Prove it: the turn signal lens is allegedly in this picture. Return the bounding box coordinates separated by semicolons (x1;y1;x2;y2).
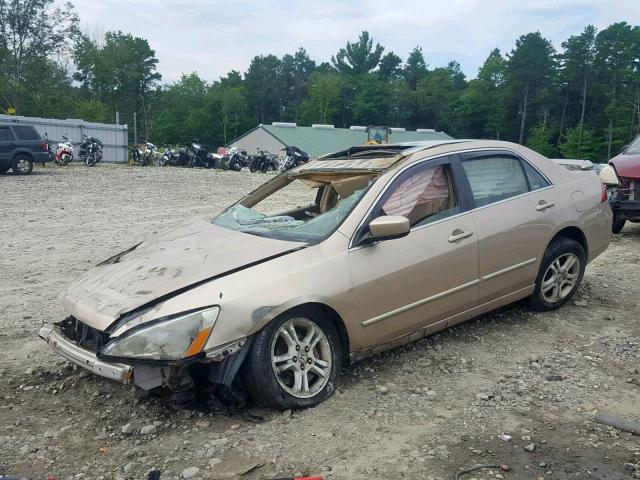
184;326;214;357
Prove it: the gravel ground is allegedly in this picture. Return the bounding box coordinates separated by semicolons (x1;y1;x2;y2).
1;164;639;480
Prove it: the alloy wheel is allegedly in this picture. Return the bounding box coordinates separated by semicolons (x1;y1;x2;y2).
270;318;332;399
541;253;580;303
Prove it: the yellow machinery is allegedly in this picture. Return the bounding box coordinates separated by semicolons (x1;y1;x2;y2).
365;126;391;145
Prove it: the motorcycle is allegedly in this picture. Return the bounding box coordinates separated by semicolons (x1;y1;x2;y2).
130;141;157;166
143;141;157;166
44;133;55;162
131;145;143;164
189;141;215;168
221;146;249;171
54;135;74;166
249;149;279;173
79;135;104;167
281;145;309;171
159;144;179;167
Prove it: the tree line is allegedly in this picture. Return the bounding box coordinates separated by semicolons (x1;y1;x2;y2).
1;0;639;160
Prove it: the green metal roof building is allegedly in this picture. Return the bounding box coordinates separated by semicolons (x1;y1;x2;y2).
227;123;453;159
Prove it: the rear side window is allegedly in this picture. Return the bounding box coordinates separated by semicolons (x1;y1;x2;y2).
0;126;13;141
12;125;40;140
522;161;549;190
462;156;528;207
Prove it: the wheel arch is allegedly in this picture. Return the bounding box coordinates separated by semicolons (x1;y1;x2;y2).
545;225;589;259
252;301;351;366
12;149;35;161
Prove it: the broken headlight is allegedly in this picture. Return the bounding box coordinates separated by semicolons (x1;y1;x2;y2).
100;306;220;361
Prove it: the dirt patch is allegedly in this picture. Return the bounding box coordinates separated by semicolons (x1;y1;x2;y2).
1;164;639;479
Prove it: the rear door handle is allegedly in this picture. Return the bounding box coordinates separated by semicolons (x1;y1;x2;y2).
536;200;555;211
448;229;473;243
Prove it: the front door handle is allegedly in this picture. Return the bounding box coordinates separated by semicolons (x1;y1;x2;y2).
536;200;555;211
448;229;473;243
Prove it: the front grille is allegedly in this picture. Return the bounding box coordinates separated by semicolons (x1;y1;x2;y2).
618;177;640;201
57;316;109;352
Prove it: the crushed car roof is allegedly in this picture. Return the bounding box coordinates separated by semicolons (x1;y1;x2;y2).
292;140;471;175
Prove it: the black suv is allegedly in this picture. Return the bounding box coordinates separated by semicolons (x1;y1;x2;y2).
0;123;49;175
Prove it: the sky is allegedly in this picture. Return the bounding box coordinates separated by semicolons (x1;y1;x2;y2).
67;0;640;84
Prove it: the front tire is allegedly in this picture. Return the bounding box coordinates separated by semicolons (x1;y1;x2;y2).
529;237;586;311
242;308;341;409
612;218;626;234
12;155;33;175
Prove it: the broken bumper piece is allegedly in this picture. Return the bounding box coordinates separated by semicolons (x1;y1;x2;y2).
39;324;133;384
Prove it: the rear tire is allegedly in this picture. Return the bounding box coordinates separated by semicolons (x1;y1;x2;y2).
12;155;33;175
242;307;341;410
529;237;586;311
612;218;626;234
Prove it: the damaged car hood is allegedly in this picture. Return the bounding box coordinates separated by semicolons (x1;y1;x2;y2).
62;217;305;330
610;154;640;179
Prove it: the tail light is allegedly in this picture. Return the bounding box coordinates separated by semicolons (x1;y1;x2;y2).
41;141;48;151
601;183;608;202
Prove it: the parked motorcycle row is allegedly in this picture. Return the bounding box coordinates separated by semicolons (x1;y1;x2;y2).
129;140;309;173
46;134;309;172
46;134;105;167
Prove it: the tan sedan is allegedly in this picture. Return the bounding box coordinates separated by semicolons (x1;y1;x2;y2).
39;140;612;409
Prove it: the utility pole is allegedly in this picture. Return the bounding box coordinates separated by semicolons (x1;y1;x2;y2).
115;111;120;125
133;112;138;146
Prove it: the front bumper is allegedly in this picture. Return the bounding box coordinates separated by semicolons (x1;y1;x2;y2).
609;199;640;219
39;325;133;384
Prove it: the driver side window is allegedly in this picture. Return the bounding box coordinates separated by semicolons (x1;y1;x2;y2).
379;162;459;228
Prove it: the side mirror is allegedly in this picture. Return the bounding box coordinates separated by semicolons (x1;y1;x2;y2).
366;215;410;243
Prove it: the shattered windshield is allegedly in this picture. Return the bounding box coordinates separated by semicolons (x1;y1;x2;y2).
212;177;371;242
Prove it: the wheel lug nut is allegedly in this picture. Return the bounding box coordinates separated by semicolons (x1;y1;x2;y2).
304;346;309;352
293;356;297;362
301;365;305;370
307;359;312;364
296;345;300;351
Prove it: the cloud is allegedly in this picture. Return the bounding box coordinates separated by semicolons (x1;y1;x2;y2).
67;0;640;83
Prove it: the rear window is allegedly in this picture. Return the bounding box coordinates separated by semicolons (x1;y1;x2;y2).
0;126;13;141
12;125;40;140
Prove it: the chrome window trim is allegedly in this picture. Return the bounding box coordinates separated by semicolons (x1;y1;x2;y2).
348;147;554;250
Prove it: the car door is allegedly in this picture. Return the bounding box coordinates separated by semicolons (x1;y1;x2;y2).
347;155;479;350
0;126;15;162
458;150;556;304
